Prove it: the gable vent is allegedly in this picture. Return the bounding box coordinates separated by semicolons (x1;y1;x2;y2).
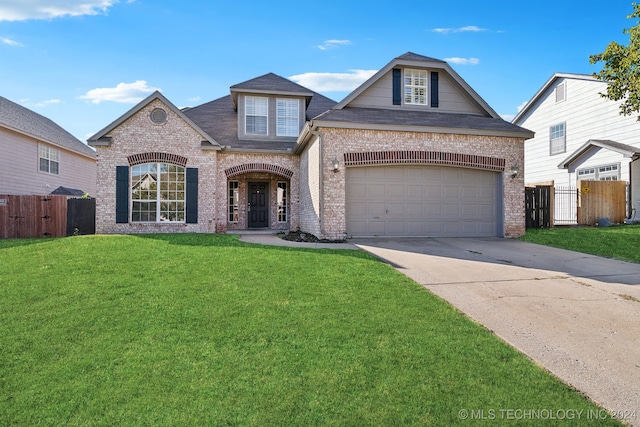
150;108;168;124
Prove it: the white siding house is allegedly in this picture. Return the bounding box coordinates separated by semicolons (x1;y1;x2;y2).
513;73;640;220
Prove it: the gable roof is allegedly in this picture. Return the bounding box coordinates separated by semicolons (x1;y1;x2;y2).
512;73;600;124
87;91;221;149
183;89;336;152
558;139;640;169
230;73;314;110
334;51;499;118
0;96;95;158
50;186;87;197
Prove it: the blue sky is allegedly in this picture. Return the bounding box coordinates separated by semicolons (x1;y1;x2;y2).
0;0;635;142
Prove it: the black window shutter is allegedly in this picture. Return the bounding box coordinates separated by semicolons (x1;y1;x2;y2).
115;166;129;223
185;168;198;224
392;68;401;105
430;72;439;108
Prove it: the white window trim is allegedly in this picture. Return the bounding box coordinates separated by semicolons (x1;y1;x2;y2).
228;180;239;222
577;163;621;181
549;122;566;155
277;181;288;222
404;68;428;105
39;143;60;175
245;96;268;135
130;163;186;223
276;98;299;137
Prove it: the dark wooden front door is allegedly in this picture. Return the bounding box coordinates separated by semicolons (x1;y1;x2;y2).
248;182;268;228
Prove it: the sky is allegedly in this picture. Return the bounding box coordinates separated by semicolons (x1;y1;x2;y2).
0;0;636;143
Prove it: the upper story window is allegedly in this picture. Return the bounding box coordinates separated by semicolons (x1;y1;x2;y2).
404;69;428;105
276;98;299;137
555;83;566;103
549;122;566;155
39;143;59;174
245;96;268;135
131;163;185;222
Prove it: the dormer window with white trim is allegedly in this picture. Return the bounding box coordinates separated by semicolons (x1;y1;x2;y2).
276;98;299;136
245;96;268;135
404;69;428;105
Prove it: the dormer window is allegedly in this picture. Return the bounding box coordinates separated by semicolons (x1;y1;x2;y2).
276;98;299;137
245;96;268;135
404;69;428;105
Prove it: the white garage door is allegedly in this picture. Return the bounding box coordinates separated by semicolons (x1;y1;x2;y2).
346;165;501;237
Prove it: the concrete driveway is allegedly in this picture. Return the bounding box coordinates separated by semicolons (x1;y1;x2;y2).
351;237;640;424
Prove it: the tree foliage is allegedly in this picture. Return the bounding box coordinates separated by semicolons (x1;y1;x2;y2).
590;2;640;119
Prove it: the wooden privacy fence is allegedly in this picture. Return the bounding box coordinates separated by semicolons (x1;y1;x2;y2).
577;180;627;225
0;195;95;239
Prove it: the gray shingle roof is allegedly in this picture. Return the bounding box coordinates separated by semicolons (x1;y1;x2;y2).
184;88;336;151
0;96;95;157
314;107;534;137
396;52;446;63
231;73;314;94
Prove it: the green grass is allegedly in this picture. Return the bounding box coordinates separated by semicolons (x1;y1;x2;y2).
521;224;640;263
0;234;622;426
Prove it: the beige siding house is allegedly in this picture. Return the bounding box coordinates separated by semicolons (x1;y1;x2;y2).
89;52;533;238
0;96;96;196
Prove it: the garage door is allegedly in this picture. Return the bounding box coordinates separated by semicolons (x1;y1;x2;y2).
346;165;501;237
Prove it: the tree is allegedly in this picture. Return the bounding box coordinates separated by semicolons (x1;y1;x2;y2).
590;2;640;119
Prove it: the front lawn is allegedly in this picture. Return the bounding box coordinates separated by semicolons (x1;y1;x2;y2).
0;234;622;426
521;224;640;263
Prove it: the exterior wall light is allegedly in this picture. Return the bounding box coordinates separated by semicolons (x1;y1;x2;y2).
510;164;519;178
332;158;339;173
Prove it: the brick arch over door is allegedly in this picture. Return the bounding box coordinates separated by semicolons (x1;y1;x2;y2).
127;152;188;167
224;163;294;179
343;150;506;172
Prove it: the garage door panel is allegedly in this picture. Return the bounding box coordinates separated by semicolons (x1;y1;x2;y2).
346;165;500;237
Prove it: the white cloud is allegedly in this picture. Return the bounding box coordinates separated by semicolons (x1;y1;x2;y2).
432;25;488;34
0;0;120;22
516;101;528;112
1;36;23;46
289;69;377;92
317;39;351;51
79;80;160;104
19;98;62;107
445;57;480;65
188;96;201;102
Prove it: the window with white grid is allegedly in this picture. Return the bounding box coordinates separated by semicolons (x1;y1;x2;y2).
39;144;60;174
245;96;268;135
549;123;566;155
404;69;428;105
276;98;299;136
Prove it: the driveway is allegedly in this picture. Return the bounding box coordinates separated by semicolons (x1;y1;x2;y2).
351;237;640;424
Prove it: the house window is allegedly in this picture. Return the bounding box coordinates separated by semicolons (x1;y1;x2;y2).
404;69;428;105
276;98;299;136
577;164;620;181
228;181;239;222
131;163;185;222
245;96;268;135
555;83;566;103
549;123;566;155
39;144;59;174
277;182;287;222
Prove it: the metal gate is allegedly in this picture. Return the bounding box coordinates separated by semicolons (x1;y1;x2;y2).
525;185;551;229
554;186;578;225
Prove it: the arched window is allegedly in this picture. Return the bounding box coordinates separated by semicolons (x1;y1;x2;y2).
131;163;185;222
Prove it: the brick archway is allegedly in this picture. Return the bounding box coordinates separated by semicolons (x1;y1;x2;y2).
343;150;505;172
224;163;294;179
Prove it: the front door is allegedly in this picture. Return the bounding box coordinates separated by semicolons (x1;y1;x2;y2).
248;182;269;228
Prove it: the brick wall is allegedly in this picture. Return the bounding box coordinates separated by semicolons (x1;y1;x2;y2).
313;128;526;239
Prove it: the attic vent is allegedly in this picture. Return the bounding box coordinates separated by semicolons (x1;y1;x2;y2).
150;108;167;124
555;83;566;103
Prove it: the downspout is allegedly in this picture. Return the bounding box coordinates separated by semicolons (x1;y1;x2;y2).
309;128;325;234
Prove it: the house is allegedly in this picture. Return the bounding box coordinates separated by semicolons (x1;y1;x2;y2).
88;52;533;239
0;96;96;196
513;73;640;219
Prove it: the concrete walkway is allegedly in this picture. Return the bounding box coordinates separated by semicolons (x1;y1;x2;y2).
238;233;640;423
351;237;640;425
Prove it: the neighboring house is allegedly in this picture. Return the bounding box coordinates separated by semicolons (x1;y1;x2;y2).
88;52;533;239
513;73;640;218
0;96;96;196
